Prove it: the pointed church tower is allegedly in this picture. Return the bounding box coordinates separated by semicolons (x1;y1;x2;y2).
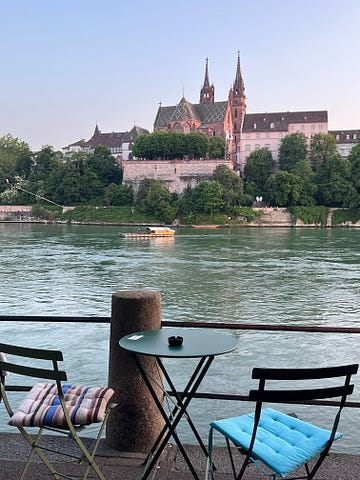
93;124;101;137
230;51;246;146
199;58;215;104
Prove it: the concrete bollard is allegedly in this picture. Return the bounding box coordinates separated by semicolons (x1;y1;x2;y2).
106;290;165;452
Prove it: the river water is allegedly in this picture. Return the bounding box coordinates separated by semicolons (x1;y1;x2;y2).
0;223;359;452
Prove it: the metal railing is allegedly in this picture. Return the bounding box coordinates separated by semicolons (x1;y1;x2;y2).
1;315;360;408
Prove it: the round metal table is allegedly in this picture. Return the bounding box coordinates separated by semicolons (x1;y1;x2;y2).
120;327;238;480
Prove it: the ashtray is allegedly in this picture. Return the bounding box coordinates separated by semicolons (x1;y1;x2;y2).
168;336;183;347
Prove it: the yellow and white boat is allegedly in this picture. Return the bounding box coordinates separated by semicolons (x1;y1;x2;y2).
121;227;176;239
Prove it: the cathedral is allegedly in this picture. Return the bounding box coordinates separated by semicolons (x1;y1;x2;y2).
153;53;246;166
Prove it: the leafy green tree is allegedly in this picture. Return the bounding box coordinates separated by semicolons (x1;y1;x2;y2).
212;164;245;209
140;179;176;222
208;136;226;158
244;148;275;196
291;160;317;206
265;171;302;206
278;132;307;172
166;132;186;159
32;146;62;181
45;156;84;204
315;155;359;207
15;151;33;179
136;178;157;204
348;142;360;195
310;133;338;171
132;134;149;159
104;183;133;206
132;131;185;160
179;185;196;216
0;134;31;191
191;180;223;214
86;145;121;185
184;132;208;159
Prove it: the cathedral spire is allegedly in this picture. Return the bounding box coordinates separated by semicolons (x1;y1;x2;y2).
93;124;100;136
233;51;245;95
204;57;210;87
200;57;215;104
230;51;247;153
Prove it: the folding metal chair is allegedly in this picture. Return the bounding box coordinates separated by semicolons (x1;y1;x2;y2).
0;342;115;480
207;364;358;480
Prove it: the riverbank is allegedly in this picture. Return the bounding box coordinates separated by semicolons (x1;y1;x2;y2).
1;205;360;227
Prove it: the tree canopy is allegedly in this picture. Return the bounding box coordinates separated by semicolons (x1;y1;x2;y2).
2;131;360;221
310;133;338;170
278;132;307;172
132;131;227;160
244;148;275;196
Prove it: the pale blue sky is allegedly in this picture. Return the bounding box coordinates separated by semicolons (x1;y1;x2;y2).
1;0;359;151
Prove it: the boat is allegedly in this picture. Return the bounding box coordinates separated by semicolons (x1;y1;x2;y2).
121;227;176;239
191;225;219;229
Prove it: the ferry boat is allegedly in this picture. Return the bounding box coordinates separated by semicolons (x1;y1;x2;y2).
121;227;176;239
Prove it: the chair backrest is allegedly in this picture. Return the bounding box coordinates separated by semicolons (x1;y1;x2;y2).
0;342;67;384
249;364;358;404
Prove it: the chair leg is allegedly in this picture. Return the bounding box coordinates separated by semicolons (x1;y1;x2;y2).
81;407;111;480
17;426;62;480
68;431;106;480
225;438;238;480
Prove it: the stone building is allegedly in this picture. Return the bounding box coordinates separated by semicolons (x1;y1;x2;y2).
62;124;149;161
122;55;246;193
329;129;360;157
153;54;246;162
239;111;328;170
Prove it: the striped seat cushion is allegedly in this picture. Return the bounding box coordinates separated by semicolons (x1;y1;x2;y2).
9;383;114;428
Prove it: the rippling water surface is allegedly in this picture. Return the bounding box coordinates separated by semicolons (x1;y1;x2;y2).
0;223;359;452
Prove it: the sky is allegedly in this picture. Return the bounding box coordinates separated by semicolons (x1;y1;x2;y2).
1;0;360;152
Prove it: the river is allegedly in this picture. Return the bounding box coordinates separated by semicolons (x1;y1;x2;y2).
0;223;359;452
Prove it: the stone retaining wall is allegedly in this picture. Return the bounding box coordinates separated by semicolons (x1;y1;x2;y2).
122;158;233;194
250;207;360;227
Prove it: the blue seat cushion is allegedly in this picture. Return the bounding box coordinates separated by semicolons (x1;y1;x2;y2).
210;407;341;478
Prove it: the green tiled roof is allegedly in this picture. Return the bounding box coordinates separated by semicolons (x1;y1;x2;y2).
154;97;228;128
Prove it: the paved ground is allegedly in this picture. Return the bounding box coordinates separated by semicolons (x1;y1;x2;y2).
0;433;359;479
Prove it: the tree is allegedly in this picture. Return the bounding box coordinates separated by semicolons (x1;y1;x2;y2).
32;146;62;181
0;134;31;191
132;134;149;159
291;160;317;206
310;133;338;171
278;132;307;172
208;136;226;159
132;131;186;160
191;180;223;214
244;148;275;196
104;183;133;206
315;155;359;207
140;179;176;223
212;164;245;209
86;145;121;185
15;151;33;179
136;178;156;204
348;142;360;195
184;133;208;159
265;171;302;207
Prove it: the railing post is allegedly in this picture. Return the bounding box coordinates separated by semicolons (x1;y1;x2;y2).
106;290;165;452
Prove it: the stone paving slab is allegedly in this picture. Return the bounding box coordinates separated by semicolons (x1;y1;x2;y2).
0;433;359;480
